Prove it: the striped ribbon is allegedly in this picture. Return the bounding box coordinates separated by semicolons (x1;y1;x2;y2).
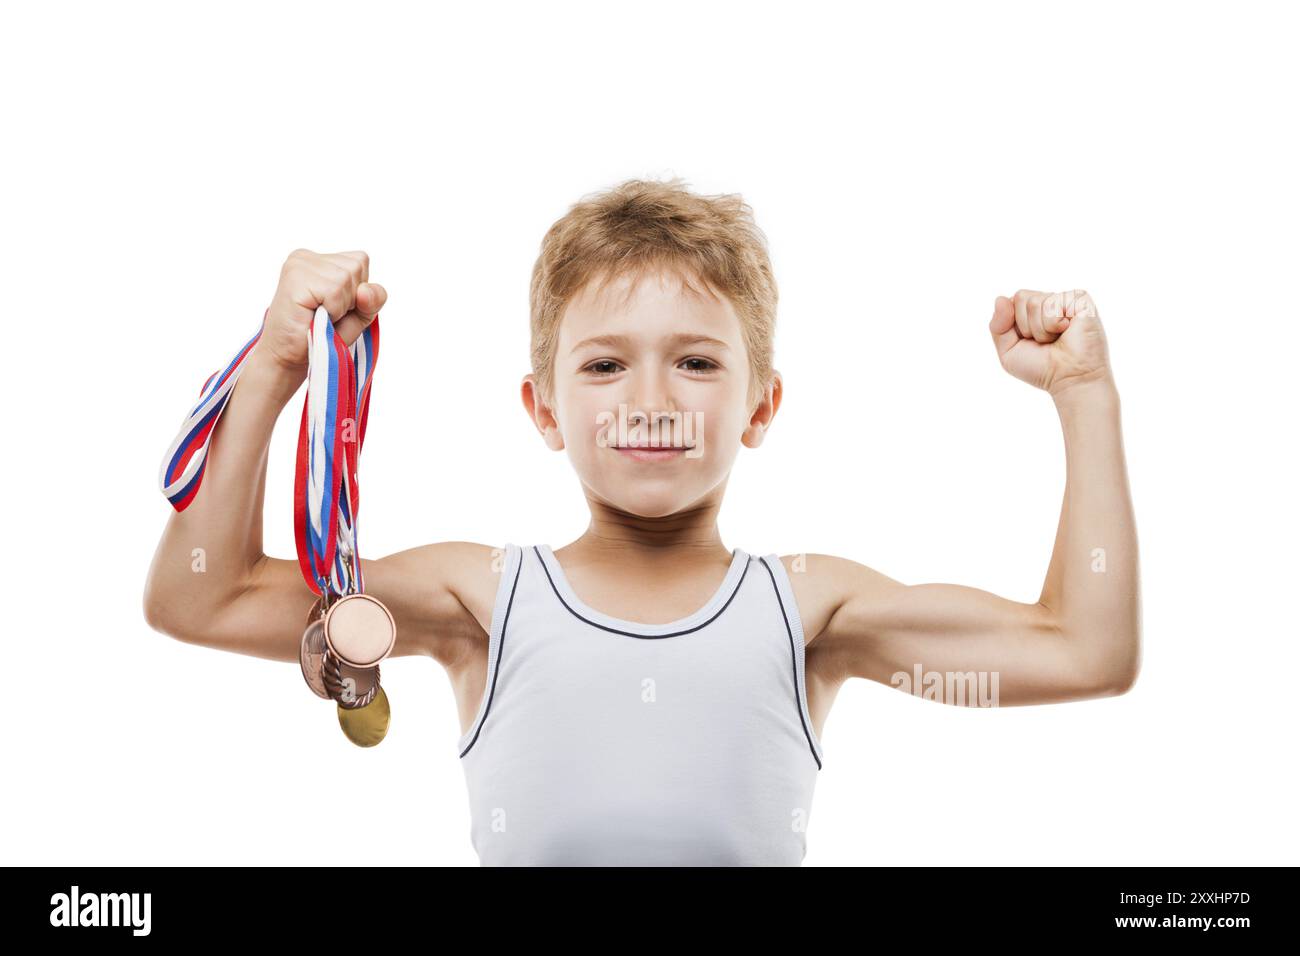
158;309;268;511
293;307;379;596
158;305;380;598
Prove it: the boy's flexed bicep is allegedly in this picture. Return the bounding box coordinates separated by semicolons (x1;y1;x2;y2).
802;553;1123;706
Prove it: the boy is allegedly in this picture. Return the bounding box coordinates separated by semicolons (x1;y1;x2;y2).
143;178;1141;866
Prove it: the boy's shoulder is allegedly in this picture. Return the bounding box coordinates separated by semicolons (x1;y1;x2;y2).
765;551;903;649
375;539;507;659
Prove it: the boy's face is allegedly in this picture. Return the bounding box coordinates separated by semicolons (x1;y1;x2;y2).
524;265;776;519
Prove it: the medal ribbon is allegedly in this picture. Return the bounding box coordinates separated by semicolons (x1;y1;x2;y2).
158;309;269;511
293;306;379;597
158;306;379;599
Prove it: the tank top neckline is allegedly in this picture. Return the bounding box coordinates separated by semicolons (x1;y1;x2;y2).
533;544;752;638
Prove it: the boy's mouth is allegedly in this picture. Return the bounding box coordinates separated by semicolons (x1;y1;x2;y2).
614;444;694;462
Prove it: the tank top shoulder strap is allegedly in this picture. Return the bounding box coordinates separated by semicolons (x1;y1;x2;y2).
754;551;825;769
457;542;525;758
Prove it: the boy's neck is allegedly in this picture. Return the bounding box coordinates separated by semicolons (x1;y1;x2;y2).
569;497;729;561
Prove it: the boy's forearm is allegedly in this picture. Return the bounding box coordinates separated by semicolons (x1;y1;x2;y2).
1039;374;1141;688
144;346;304;629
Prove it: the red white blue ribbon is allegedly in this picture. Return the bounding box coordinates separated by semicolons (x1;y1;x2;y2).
158;309;268;511
159;305;379;598
293;306;379;597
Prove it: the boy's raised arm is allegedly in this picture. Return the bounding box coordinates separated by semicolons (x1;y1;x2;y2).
804;290;1141;705
142;250;461;664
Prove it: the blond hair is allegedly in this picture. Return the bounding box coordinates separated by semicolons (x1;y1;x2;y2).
529;177;778;411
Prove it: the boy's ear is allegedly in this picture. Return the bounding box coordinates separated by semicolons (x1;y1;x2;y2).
742;371;782;449
522;374;565;451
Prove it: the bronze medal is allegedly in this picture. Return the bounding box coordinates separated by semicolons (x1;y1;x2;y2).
323;648;380;708
337;684;391;747
323;592;396;668
299;593;334;700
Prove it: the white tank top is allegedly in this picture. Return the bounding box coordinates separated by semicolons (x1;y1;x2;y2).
457;542;825;866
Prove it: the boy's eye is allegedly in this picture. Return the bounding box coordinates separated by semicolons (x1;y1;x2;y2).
680;357;718;374
580;357;719;377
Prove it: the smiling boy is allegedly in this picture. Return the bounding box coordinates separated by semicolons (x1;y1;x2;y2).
143;177;1141;866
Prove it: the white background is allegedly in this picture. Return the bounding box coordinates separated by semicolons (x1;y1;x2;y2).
4;0;1296;866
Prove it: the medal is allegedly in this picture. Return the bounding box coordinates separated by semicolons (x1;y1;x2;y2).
299;591;333;699
323;649;381;707
324;592;396;667
337;685;391;748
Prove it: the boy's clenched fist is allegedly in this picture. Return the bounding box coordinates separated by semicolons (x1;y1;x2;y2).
989;289;1113;398
257;249;387;377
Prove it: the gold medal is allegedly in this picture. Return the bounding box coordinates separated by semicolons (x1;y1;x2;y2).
337;684;390;747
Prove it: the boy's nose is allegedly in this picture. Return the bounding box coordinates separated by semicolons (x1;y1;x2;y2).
628;374;675;418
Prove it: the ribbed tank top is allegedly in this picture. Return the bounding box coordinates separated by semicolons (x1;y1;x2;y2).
457;542;825;866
